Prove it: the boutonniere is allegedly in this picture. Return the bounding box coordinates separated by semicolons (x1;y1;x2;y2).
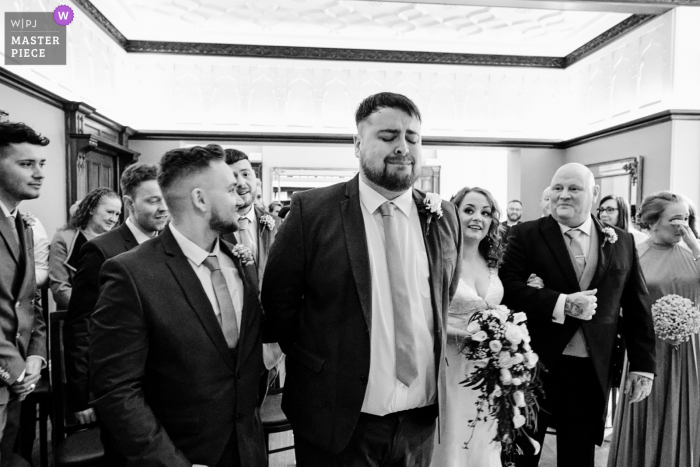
231;244;255;266
20;212;36;228
602;226;618;247
422;192;443;236
259;214;275;234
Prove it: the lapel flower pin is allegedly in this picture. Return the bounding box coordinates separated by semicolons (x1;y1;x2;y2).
231;244;255;266
601;226;618;247
20;212;37;228
423;192;443;237
259;213;275;234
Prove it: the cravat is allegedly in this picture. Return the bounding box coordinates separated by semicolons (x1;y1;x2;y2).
378;202;418;387
4;216;20;257
202;255;239;349
238;217;256;258
565;229;586;280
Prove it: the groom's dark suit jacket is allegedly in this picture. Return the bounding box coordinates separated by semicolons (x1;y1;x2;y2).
90;226;267;467
500;216;655;412
261;175;462;454
64;222;139;413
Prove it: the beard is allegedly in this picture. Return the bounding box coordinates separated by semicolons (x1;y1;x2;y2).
209;206;238;235
360;155;419;193
508;212;521;222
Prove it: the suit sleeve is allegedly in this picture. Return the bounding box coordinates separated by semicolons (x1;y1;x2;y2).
499;224;561;321
90;258;190;467
64;242;105;412
448;203;462;303
261;195;305;350
619;240;656;374
49;231;72;310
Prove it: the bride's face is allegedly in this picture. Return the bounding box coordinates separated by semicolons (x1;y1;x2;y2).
458;191;493;243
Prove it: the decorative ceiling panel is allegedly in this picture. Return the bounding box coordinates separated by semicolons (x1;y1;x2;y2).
89;0;631;57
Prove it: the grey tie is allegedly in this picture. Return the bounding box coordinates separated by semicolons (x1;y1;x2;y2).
378;202;418;387
238;217;256;258
202;255;239;349
4;216;20;257
566;229;586;280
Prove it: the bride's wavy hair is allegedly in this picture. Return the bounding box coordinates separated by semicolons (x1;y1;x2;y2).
450;186;504;268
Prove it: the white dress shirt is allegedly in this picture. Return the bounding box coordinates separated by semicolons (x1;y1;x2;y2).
236;206;258;259
358;177;435;415
170;224;243;334
125;217;155;245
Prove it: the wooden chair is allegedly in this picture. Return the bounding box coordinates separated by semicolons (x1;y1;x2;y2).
261;387;293;457
49;310;104;467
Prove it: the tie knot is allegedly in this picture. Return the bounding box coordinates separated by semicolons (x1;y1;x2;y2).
378;202;396;217
202;255;221;272
566;229;582;239
239;216;249;228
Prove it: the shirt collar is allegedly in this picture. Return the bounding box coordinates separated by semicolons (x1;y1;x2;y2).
241;205;256;223
125;217;154;245
557;215;593;237
169;224;221;267
358;176;414;218
0;199;17;219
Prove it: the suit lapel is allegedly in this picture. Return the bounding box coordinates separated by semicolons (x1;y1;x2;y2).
117;223;138;252
590;217;614;288
0;216;20;264
412;190;444;345
341;177;373;332
540;216;581;292
255;206;270;276
161;228;236;372
15;214;34;301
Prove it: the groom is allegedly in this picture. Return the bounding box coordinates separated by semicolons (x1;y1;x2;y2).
262;92;462;466
500;163;656;467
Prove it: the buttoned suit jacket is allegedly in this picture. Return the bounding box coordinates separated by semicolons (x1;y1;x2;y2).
498;215;656;440
89;226;267;467
0;213;47;404
64;222;138;412
261;175;462;454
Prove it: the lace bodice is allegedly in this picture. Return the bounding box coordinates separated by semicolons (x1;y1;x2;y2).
448;269;504;331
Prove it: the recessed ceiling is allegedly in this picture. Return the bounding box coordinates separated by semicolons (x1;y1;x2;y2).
89;0;631;57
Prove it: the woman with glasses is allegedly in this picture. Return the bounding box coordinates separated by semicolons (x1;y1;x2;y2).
597;195;647;244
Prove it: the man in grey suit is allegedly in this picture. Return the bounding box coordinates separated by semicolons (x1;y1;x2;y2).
0;122;48;465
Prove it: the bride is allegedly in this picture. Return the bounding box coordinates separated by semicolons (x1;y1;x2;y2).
432;186;506;467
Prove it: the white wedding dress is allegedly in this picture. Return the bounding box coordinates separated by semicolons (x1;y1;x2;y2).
431;270;503;467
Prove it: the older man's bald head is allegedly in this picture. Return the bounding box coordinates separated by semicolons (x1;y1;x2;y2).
550;163;600;227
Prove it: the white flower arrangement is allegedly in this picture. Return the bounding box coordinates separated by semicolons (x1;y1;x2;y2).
20;212;37;228
460;304;543;460
231;244;255;266
651;294;700;346
424;192;443;219
601;226;618;247
259;214;275;232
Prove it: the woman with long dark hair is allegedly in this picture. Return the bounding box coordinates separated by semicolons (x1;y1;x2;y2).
49;187;121;309
597;194;647;244
431;186;505;467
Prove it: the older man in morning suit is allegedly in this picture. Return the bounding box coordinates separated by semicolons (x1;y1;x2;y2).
0;122;48;466
262;92;462;466
90;145;267;467
500;163;656;467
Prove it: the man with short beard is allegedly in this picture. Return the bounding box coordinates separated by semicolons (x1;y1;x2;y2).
64;163;169;430
90;145;268;467
501;199;523;243
262;92;462;466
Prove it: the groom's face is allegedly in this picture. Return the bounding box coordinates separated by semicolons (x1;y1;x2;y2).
550;168;599;227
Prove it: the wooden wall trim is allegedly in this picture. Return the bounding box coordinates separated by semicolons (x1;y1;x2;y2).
0;67;66;109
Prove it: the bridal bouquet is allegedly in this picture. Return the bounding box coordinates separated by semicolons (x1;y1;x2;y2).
460;305;544;459
651;294;700;346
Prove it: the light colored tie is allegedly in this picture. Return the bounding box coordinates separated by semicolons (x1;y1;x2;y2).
565;229;586;280
378;202;418;387
238;217;256;257
202;255;239;349
4;216;20;257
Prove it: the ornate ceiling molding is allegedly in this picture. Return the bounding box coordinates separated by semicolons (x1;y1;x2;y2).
75;1;659;69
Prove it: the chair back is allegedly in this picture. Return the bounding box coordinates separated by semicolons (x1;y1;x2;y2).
49;310;69;444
